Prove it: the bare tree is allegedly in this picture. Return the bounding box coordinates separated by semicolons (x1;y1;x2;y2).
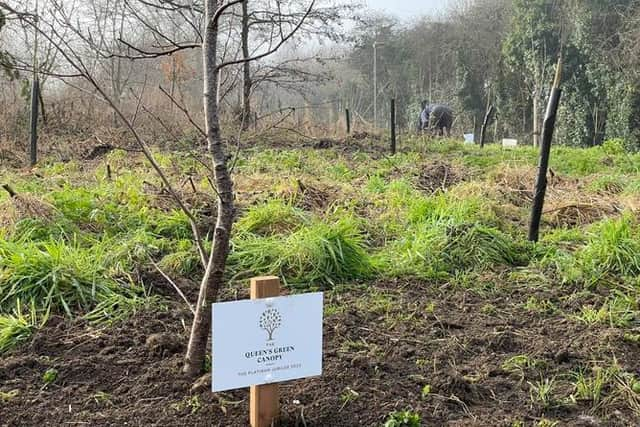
234;0;356;129
240;0;251;129
5;0;321;379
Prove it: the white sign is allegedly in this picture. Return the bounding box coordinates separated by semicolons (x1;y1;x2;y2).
211;292;323;392
463;133;475;145
502;138;518;148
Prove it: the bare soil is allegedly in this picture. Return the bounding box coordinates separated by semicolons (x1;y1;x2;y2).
2;278;639;426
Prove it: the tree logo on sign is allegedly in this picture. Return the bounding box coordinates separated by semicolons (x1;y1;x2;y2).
259;308;282;341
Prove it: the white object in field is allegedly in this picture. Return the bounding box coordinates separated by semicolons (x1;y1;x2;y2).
211;292;323;392
463;133;474;144
502;138;518;148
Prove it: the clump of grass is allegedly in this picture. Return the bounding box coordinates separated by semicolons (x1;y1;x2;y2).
0;302;36;353
373;221;447;279
151;209;192;240
97;229;169;275
42;368;58;385
502;354;545;381
576;215;640;284
383;410;421;427
0;239;117;316
588;175;626;194
522;296;557;315
49;183;149;235
573;366;614;405
236;200;308;236
49;186;100;225
365;174;386;193
229;218;372;286
528;377;557;409
441;223;533;271
552;146;611;176
158;249;200;276
375;220;532;280
574;293;637;327
407;188;495;226
85;290;166;325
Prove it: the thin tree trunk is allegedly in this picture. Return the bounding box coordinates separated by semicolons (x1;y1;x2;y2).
37;83;47;125
533;87;539;148
183;0;236;378
170;56;177;117
241;0;251;130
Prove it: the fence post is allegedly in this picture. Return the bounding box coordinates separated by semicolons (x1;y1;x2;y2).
529;56;563;242
390;99;396;155
480;105;494;149
30;78;40;166
345;108;351;134
249;276;281;427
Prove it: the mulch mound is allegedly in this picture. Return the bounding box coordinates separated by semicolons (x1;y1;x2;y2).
493;167;626;227
291;179;337;212
0;193;57;230
416;161;463;194
83;144;117;160
0;149;23;168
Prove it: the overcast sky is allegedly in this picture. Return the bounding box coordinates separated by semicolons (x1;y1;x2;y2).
365;0;454;19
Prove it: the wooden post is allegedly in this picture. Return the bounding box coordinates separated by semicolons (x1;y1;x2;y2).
30;78;39;167
529;56;563;242
480;105;494;149
345;109;351;135
390;99;396;155
250;276;280;427
30;0;40;167
533;87;539;148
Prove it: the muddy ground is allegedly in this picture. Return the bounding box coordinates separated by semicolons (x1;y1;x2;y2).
2;277;639;426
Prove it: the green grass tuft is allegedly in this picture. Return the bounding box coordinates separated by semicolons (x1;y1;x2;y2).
0;239;118;316
0;302;36;354
230;218;372;286
236;200;308;236
577;215;640;284
441;223;533;271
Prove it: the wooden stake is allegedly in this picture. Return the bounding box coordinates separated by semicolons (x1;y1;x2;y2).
29;78;39;167
345;108;351;135
250;276;281;427
480;105;494;149
390;99;396;155
529;54;563;242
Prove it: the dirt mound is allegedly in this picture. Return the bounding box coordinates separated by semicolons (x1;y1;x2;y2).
292;179;337;212
432;371;486;404
544;201;621;227
416;161;463;194
0;149;23;168
492;166;538;206
0;191;57;230
313;138;338;149
350;131;375;141
83;143;117;160
492;167;624;226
